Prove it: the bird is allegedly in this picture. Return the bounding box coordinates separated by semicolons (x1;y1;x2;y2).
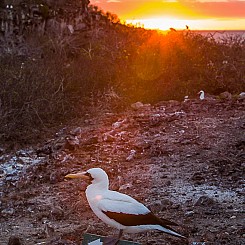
169;27;177;32
184;95;189;102
198;90;205;100
65;168;186;244
239;92;245;99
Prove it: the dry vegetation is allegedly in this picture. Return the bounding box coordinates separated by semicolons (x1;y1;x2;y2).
0;13;245;143
0;7;245;245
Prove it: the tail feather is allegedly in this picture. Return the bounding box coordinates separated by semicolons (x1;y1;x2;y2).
149;212;186;239
158;225;186;239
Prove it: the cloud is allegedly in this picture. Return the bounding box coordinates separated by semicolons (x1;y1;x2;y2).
107;0;121;2
196;0;229;2
163;0;178;2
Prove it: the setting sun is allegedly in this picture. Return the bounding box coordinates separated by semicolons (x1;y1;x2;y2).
126;17;245;31
126;17;189;31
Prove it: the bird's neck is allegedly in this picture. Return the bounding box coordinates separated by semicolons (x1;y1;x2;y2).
86;182;109;206
86;181;109;194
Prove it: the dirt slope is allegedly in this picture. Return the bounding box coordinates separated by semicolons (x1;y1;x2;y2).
0;97;244;245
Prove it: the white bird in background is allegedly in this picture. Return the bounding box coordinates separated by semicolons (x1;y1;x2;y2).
239;92;245;98
65;168;186;244
184;95;189;102
198;90;205;100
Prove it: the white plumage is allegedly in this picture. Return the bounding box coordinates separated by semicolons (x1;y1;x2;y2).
198;90;205;100
65;168;186;243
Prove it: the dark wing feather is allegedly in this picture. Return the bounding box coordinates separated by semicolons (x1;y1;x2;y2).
102;210;178;227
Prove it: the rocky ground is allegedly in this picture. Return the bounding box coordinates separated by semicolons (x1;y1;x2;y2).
0;96;244;245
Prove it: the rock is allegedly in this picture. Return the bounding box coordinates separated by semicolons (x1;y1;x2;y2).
131;102;144;110
112;119;127;129
69;127;82;136
194;196;215;207
149;199;173;212
44;223;55;237
220;91;232;100
148;200;163;212
64;136;79;151
185;210;195;217
50;206;64;220
0;169;6;178
2;207;15;216
119;183;133;191
134;141;151;150
126;150;136;161
191;172;205;184
8;236;24;245
49;171;60;184
166;113;180;122
36;145;53;156
102;133;115;142
161;199;174;208
164;180;171;186
16;150;31;157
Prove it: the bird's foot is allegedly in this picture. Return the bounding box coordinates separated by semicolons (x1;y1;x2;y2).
103;236;119;245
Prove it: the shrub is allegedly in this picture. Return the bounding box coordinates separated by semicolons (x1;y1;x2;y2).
0;20;244;143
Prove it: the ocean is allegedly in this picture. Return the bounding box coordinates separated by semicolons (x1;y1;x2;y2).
194;30;245;41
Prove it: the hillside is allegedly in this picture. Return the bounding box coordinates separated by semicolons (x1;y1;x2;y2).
0;2;245;244
0;97;244;245
1;3;245;143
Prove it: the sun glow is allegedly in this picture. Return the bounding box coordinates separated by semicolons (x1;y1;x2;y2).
126;17;188;31
125;17;194;31
90;0;245;31
126;17;245;31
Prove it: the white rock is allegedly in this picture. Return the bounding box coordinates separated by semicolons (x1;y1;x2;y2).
131;101;144;110
112;119;127;129
126;149;136;161
2;208;15;216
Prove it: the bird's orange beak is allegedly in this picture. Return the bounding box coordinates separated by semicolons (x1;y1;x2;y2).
65;172;90;180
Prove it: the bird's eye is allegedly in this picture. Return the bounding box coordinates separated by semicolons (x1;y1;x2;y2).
85;172;91;177
85;172;93;182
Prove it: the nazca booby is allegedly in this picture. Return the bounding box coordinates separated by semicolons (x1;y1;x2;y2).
65;168;186;243
198;90;205;100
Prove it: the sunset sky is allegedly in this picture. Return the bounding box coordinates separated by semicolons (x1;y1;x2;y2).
90;0;245;30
